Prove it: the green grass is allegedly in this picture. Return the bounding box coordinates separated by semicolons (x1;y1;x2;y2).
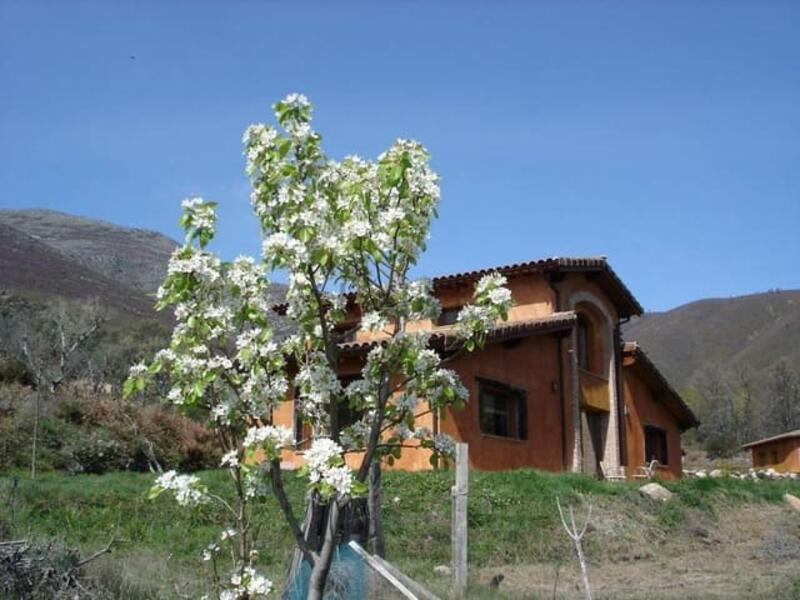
1;469;797;596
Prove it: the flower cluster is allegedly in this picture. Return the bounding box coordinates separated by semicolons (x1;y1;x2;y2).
294;354;342;424
433;433;457;458
219;566;273;599
181;197;217;242
243;425;294;459
360;311;389;332
165;247;222;285
455;272;514;350
152;471;208;507
302;438;354;498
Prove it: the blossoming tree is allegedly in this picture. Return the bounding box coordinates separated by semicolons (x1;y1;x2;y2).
126;94;512;599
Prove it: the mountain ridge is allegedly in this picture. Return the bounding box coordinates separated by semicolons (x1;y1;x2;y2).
0;208;179;294
625;288;800;391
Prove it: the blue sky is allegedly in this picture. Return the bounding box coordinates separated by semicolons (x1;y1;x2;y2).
1;1;798;311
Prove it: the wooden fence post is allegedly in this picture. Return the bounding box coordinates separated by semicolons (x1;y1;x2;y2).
452;443;468;598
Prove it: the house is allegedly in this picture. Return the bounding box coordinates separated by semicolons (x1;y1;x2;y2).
274;256;698;479
742;430;800;473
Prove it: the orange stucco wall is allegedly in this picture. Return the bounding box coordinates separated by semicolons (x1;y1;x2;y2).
750;438;800;472
440;334;566;471
622;362;683;479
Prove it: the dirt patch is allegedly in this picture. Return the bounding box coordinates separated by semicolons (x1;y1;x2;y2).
471;503;800;599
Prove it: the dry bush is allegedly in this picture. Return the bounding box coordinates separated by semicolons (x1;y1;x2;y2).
0;383;219;474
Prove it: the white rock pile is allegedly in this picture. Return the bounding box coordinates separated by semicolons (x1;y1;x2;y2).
684;468;799;481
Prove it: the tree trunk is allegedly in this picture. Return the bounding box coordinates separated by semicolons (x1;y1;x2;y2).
30;390;40;479
368;461;385;557
307;500;342;600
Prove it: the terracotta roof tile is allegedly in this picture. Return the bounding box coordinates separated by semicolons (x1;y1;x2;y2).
432;256;642;318
272;255;643;318
337;311;577;354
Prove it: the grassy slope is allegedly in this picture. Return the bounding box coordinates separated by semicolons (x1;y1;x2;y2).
2;469;799;597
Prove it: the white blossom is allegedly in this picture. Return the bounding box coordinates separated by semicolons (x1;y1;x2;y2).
128;362;147;378
243;425;294;451
303;438;353;497
360;311;388;332
283;92;310;109
167;249;221;283
220;450;239;468
433;433;456;458
155;470;207;506
181;196;216;232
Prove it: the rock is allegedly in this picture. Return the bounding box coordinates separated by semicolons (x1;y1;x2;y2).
433;565;451;577
691;524;710;539
785;493;800;514
710;469;724;478
695;470;707;478
489;574;505;588
639;482;674;502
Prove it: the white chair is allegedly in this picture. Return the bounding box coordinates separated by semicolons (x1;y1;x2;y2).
634;460;659;480
600;461;626;482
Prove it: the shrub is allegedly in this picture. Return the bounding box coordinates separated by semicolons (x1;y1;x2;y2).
70;430;127;474
0;383;219;474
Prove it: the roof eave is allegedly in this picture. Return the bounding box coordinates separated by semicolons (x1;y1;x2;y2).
623;342;699;430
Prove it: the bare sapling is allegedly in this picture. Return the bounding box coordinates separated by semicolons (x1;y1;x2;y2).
555;497;593;600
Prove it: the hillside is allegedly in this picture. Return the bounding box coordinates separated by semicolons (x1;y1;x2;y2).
0;209;178;294
625;289;800;391
0;221;162;320
0;207;289;334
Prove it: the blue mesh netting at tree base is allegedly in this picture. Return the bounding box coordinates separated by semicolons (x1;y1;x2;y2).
283;543;365;600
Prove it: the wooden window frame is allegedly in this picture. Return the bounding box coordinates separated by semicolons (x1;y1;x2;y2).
476;377;528;441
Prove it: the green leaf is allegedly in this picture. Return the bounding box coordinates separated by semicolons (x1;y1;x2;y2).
122;378;136;398
148;485;165;501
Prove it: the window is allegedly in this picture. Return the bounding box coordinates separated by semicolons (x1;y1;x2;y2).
771;449;779;464
758;450;767;466
478;378;527;440
437;306;462;326
577;316;591;371
644;425;668;465
337;374;364;430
